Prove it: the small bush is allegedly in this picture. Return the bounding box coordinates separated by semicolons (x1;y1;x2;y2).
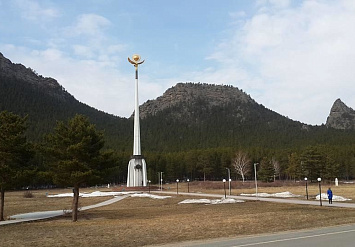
23;191;34;198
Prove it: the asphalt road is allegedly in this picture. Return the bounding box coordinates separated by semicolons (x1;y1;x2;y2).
158;224;355;247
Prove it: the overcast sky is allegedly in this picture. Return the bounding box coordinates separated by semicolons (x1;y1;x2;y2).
1;0;355;125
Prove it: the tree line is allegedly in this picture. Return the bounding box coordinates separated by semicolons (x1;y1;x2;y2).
2;111;355;222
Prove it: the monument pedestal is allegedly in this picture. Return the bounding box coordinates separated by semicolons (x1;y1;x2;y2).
127;155;147;187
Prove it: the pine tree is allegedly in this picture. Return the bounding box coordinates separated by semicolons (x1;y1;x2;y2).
0;111;32;221
44;114;113;222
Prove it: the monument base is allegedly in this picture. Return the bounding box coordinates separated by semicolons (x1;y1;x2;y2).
127;157;147;187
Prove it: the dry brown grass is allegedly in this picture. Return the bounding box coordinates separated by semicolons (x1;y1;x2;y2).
172;181;355;200
2;188;112;218
1;183;355;247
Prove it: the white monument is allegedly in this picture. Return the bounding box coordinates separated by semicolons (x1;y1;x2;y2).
126;54;148;187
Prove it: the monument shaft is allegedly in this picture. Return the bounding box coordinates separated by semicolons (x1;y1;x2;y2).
127;55;147;187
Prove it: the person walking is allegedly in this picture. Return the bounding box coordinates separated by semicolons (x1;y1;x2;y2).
327;187;333;204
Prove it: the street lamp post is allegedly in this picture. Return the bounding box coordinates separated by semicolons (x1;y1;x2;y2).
160;172;164;191
148;180;151;193
176;179;179;195
254;163;259;199
223;179;226;199
187;178;190;193
226;168;231;195
317;177;322;206
304;177;308;200
229;178;232;196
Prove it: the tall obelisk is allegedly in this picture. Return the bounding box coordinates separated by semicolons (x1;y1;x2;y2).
127;54;147;187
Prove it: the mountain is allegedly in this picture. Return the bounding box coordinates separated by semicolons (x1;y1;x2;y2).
139;83;254;119
5;52;355;182
326;99;355;130
2;52;355;153
0;52;132;150
139;83;346;151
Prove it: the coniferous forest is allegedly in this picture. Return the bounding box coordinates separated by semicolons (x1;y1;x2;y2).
2;60;355;188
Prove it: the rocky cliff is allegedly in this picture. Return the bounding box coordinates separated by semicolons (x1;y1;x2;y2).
326;99;355;129
139;82;255;119
0;52;69;101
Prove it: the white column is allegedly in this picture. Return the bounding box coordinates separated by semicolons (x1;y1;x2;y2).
133;67;141;155
126;56;147;187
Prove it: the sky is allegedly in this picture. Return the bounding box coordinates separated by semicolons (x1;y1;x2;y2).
1;0;355;125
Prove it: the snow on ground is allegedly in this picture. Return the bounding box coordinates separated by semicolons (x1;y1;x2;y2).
240;191;301;198
315;193;351;202
47;191;133;198
130;193;171;199
179;198;245;205
47;191;171;199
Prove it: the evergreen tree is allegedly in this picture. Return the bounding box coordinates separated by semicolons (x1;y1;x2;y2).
44;114;113;222
258;157;274;182
0;111;32;221
301;147;326;181
286;152;302;181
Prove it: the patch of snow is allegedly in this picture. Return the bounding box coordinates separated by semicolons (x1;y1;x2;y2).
211;198;245;204
47;191;133;198
179;199;212;204
240;191;301;198
315;193;351;202
46;191;171;199
179;198;245;205
130;193;171;199
47;193;73;198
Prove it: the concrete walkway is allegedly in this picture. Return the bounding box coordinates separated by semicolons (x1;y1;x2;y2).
0;195;128;226
154;191;355;208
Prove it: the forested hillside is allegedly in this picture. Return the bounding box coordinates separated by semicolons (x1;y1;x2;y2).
2;52;355;184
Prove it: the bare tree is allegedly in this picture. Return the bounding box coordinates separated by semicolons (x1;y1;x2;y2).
232;151;250;182
271;157;280;181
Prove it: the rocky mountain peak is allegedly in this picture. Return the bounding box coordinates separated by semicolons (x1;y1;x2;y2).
138;82;255;119
326;99;355;129
0;52;71;101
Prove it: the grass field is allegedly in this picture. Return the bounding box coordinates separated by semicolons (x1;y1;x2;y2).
1;181;355;247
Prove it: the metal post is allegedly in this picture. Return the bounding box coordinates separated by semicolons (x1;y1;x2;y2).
305;177;309;200
226;168;231;195
176;179;179;195
318;177;322;206
254;163;258;199
187;179;190;193
223;179;226;199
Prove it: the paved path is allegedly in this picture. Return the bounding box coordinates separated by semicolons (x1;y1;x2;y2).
0;195;128;226
153;223;355;247
154;191;355;208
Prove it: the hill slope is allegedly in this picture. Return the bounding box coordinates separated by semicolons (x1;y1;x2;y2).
139;83;321;151
0;52;132;150
2;52;355;153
